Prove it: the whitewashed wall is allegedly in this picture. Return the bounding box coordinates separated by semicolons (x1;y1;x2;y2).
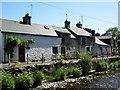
92;44;111;57
0;31;2;63
4;33;61;62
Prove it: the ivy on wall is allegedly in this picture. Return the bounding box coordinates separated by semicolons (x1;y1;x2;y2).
4;36;34;58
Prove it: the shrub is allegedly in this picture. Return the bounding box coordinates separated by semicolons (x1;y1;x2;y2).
109;63;114;70
60;55;65;64
76;51;81;59
53;67;66;81
72;67;82;78
118;60;120;68
32;71;45;87
109;61;119;70
44;75;54;83
113;62;118;69
15;72;34;90
95;60;109;72
2;72;15;90
67;67;82;78
79;54;92;75
67;67;74;76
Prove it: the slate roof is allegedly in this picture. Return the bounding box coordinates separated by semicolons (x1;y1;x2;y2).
69;26;92;36
95;37;109;46
0;19;58;37
97;36;112;39
50;26;75;38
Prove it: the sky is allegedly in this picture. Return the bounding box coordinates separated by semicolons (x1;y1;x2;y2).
1;2;118;35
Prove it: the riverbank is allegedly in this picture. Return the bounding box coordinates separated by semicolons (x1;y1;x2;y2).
1;54;120;90
31;69;120;90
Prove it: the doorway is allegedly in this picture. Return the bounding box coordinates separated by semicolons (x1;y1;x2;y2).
19;46;25;62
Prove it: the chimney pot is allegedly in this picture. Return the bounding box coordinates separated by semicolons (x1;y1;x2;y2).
76;21;82;28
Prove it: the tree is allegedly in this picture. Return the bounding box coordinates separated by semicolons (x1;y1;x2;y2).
116;31;120;39
102;27;118;36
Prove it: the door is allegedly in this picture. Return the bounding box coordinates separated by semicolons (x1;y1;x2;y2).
19;46;25;62
61;46;65;55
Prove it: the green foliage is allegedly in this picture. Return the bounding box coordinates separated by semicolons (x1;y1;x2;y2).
118;60;120;68
20;40;29;46
15;72;34;90
60;55;65;64
27;39;34;44
76;51;81;59
79;54;92;75
2;72;15;90
53;67;66;81
44;75;54;83
102;27;118;36
95;60;109;72
5;36;34;59
116;31;120;39
72;67;82;78
5;36;21;58
66;66;82;78
109;62;118;70
32;71;45;87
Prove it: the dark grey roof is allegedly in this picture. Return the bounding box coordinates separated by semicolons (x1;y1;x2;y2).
0;19;58;36
69;26;91;36
50;26;75;38
97;36;112;39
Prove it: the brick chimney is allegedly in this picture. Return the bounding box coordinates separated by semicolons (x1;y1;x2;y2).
20;13;31;25
64;20;70;28
76;21;82;28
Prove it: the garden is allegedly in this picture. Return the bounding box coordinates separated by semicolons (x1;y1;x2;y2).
1;54;120;90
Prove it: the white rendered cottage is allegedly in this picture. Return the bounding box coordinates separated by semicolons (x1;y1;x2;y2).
0;14;61;63
92;37;111;57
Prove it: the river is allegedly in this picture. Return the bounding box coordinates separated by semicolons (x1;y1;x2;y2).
63;70;120;90
33;69;120;90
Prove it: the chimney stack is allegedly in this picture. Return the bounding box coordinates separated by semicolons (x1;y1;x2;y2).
76;21;82;28
20;13;31;25
91;30;95;36
64;20;70;28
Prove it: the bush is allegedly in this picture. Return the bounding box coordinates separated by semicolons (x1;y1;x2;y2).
44;75;54;83
32;71;45;87
113;62;118;69
95;60;109;72
79;54;92;75
72;67;82;78
53;67;66;81
118;60;120;68
67;67;74;76
76;51;81;59
67;67;82;78
2;72;15;90
15;72;34;90
60;55;65;64
109;63;114;70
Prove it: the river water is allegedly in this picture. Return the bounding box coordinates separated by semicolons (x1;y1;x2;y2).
62;70;120;90
33;69;120;90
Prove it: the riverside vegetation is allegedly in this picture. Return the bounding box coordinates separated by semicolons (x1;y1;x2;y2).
1;54;120;90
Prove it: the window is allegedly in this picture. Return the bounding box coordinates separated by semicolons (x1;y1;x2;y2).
53;47;58;54
81;37;86;45
86;46;90;52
